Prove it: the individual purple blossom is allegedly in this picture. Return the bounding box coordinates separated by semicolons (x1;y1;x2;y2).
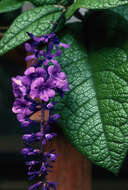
26;160;40;171
21;147;40;156
27;32;55;44
17;112;32;127
25;49;44;63
35;132;43;140
40;133;56;145
52;35;70;49
45;152;58;162
12;97;32;115
29;182;43;190
42;182;57;190
47;182;58;190
28;171;41;180
47;102;56;109
30;77;55;102
24;66;47;85
50;114;60;121
45;133;56;140
48;64;69;92
42;48;61;66
26;160;39;167
22;133;37;144
21;147;33;155
11;76;28;97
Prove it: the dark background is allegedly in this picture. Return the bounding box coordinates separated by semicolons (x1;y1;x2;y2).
0;11;128;190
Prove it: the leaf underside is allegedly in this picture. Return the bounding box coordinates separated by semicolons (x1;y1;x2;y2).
56;23;128;174
0;5;63;55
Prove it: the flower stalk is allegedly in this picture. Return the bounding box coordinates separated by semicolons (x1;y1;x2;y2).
12;31;70;190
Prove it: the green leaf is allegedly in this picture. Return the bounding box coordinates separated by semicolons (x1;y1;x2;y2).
0;0;26;14
65;0;128;19
0;5;63;55
29;0;73;6
55;23;128;173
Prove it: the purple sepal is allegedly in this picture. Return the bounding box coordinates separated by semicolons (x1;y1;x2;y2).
29;182;42;190
22;133;36;143
45;152;58;162
51;114;60;121
45;133;56;140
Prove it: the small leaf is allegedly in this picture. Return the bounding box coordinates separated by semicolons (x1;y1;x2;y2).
0;5;63;55
29;0;73;6
55;23;128;173
0;0;26;14
65;0;128;19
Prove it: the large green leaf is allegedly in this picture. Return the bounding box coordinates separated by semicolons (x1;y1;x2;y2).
55;23;128;173
29;0;73;6
0;0;26;14
66;0;128;19
0;5;63;55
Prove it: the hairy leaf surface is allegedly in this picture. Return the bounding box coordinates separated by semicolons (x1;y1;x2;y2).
0;5;63;55
0;0;25;14
29;0;72;6
56;24;128;173
66;0;128;19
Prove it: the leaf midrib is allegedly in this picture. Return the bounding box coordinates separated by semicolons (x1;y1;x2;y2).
89;60;125;168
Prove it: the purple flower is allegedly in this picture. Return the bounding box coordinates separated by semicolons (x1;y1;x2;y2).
50;114;60;121
45;133;56;140
17;113;31;127
35;132;43;140
26;160;40;171
28;171;40;180
42;51;60;66
26;160;39;167
47;102;56;109
42;182;57;190
25;50;44;63
42;40;62;66
11;76;28;97
29;182;43;190
12;97;32;115
21;147;33;155
24;66;47;84
12;32;70;190
40;162;48;174
22;133;37;144
46;152;58;162
42;184;47;190
27;32;55;44
53;36;70;49
41;132;56;145
21;147;40;156
48;64;69;92
30;77;55;102
47;182;58;190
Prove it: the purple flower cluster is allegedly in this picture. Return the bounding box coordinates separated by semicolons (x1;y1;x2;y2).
12;32;70;190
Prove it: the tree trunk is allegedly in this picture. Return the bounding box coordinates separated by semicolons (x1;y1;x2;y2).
46;133;92;190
